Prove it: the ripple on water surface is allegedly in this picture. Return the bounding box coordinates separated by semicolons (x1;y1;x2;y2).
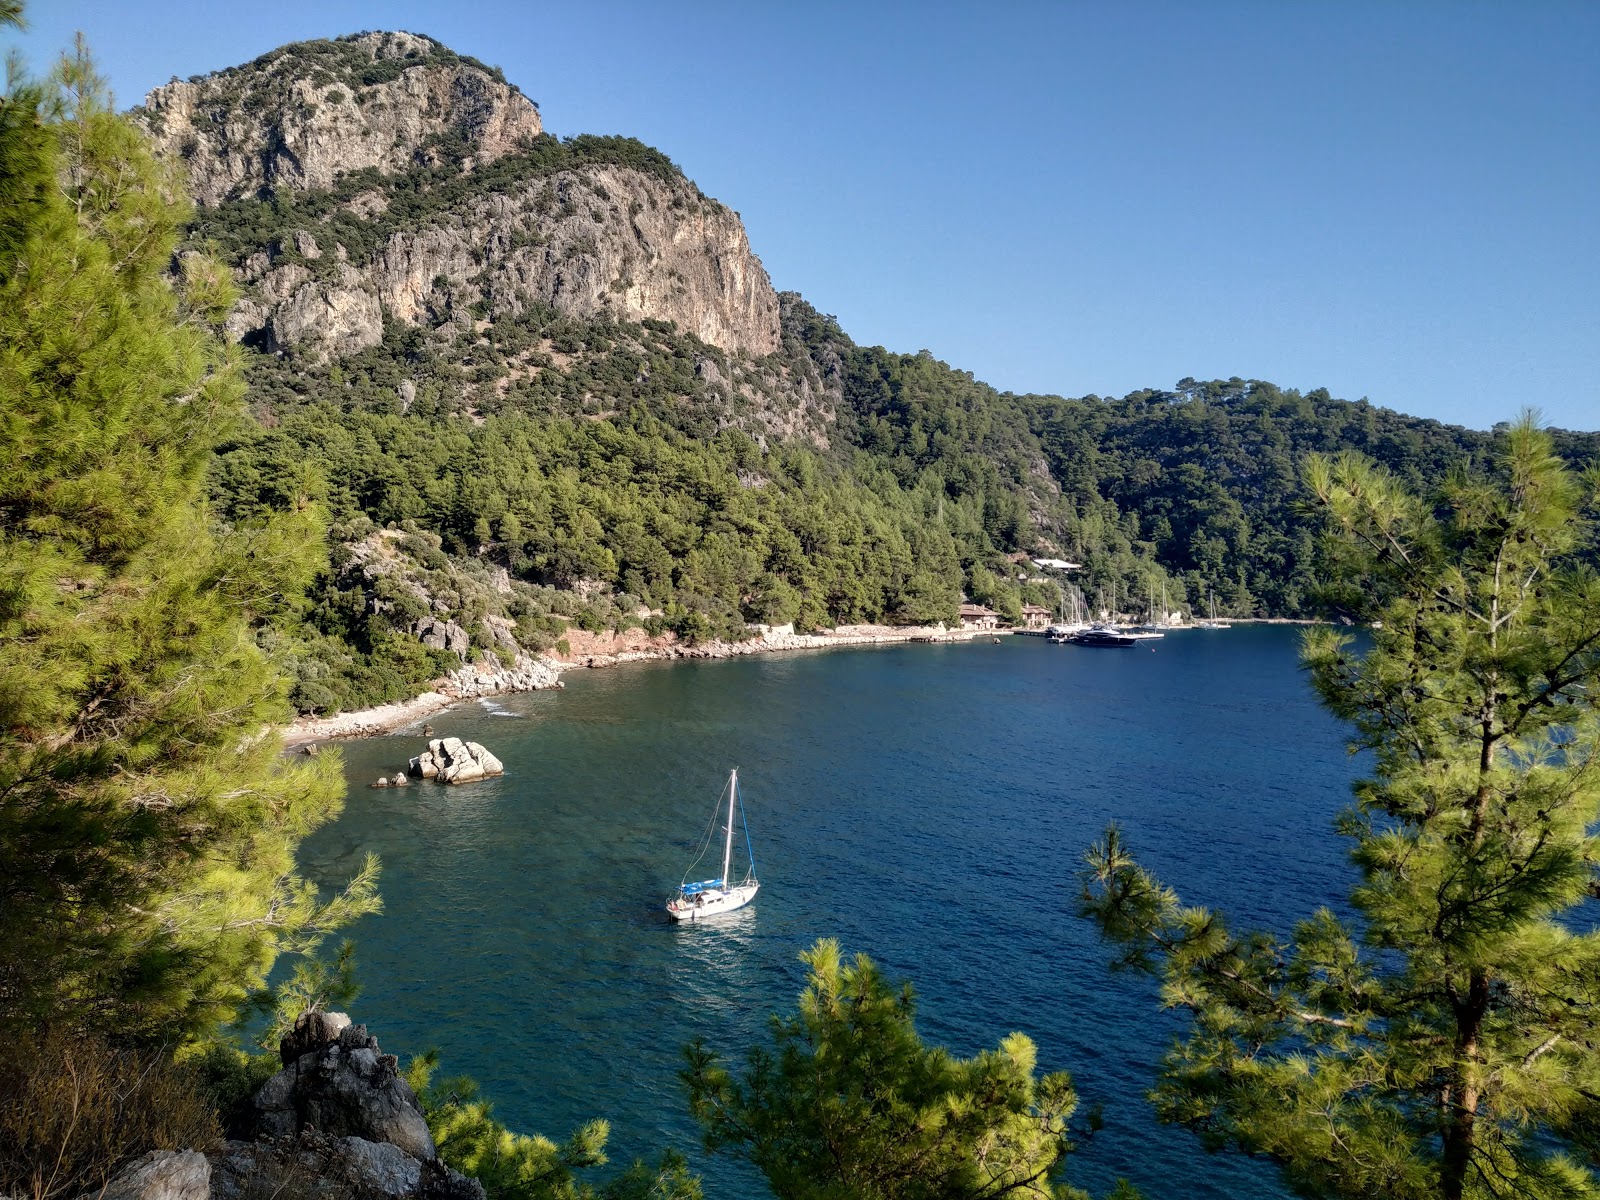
301;627;1357;1200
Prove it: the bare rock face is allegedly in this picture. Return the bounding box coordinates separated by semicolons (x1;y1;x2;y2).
415;616;471;658
256;1016;435;1161
140;32;781;364
408;738;504;784
96;1151;210;1200
356;163;780;357
210;1134;484;1200
447;652;563;698
140;32;542;206
210;1012;484;1200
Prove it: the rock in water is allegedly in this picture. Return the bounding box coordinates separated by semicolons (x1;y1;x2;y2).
407;738;503;785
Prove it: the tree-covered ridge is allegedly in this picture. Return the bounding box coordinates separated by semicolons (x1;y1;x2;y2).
783;296;1177;616
215;396;971;713
784;295;1599;618
184;31;517;111
1023;381;1600;616
215;279;1600;715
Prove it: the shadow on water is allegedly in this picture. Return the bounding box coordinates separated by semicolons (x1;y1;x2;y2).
301;627;1356;1200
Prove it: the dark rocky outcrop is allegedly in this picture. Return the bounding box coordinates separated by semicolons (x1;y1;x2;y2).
256;1016;433;1160
207;1012;483;1200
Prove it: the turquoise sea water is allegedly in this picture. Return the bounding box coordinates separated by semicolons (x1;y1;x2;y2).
300;626;1359;1199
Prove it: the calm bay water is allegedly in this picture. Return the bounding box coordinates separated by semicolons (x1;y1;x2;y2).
300;626;1359;1199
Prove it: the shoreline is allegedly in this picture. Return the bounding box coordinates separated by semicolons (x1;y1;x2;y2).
282;617;1333;748
283;623;993;747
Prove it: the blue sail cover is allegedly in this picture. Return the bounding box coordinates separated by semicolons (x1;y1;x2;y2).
681;879;725;895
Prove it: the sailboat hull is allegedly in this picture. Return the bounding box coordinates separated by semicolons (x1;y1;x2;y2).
666;881;760;921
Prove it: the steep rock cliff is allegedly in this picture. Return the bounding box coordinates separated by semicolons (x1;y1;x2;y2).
141;32;543;205
140;33;780;363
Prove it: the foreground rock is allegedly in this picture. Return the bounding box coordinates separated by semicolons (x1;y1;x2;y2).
257;1016;434;1158
96;1150;210;1200
409;738;504;785
211;1134;480;1200
211;1011;483;1200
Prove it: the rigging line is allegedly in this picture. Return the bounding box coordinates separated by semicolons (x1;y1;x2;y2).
741;783;756;880
679;773;731;886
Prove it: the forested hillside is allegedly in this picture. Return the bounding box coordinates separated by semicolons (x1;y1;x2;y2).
158;32;1598;716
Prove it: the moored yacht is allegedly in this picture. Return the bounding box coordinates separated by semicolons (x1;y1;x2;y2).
1067;623;1139;648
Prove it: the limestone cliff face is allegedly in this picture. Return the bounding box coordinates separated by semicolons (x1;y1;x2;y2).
141;33;781;362
141;32;543;206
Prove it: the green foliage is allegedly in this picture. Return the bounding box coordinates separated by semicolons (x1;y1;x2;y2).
683;938;1113;1200
1082;418;1600;1200
246;932;370;1051
172;46;1600;714
213;386;972;711
0;35;375;1044
406;1053;701;1200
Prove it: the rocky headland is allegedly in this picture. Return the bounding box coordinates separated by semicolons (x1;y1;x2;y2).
88;1014;481;1200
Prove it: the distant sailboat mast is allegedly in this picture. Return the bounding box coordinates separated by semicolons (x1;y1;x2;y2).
722;769;738;886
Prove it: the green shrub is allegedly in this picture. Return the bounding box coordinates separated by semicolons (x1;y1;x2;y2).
405;1054;700;1200
0;1031;222;1200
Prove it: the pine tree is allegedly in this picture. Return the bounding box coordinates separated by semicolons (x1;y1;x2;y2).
683;938;1122;1200
0;32;376;1044
1082;417;1600;1199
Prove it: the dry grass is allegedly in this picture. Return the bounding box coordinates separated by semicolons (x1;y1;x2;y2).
0;1028;221;1200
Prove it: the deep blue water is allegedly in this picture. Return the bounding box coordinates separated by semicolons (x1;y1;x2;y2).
299;626;1360;1199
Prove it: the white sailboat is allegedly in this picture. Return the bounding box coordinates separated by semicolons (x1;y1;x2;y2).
1195;590;1231;630
666;769;760;921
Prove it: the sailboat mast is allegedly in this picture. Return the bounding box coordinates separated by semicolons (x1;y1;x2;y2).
722;769;738;885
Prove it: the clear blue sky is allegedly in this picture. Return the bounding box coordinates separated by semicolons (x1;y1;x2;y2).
13;1;1599;432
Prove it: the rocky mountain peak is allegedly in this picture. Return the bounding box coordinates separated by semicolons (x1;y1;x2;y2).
139;31;543;206
142;32;780;362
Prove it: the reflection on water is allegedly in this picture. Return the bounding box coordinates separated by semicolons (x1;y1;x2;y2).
302;630;1354;1200
666;908;765;1021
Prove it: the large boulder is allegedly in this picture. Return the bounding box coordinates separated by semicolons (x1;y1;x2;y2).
96;1150;209;1200
210;1134;484;1200
256;1016;434;1160
407;737;504;785
209;1013;484;1200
